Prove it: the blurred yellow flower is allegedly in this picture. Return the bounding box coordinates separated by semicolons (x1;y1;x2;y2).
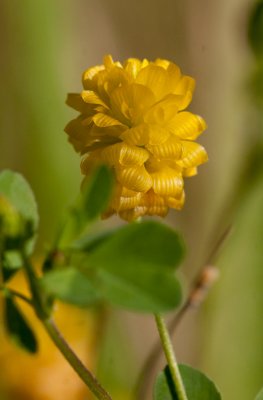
65;55;208;220
0;271;97;400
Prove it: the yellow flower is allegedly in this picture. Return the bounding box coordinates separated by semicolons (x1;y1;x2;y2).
65;55;208;221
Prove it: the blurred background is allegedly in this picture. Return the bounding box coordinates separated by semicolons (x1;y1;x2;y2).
0;0;263;399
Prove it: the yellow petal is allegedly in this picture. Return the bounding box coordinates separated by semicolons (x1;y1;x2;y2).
114;185;140;197
136;65;169;100
84;139;119;152
166;191;185;210
167;112;207;140
124;58;144;78
121;124;170;146
81;90;109;108
177;141;208;168
145;205;168;217
89;123;126;138
122;187;169;217
174;75;195;96
154;58;171;69
93;113;124;128
147;125;170;145
180;91;193;110
103;54;115;68
80;152;102;174
66;93;94;114
143;104;165;125
100;143;149;167
151;60;182;97
65;116;94;153
148;165;184;196
110;83;155;125
173;76;195;110
103;54;122;69
121;124;151;146
116;165;152;192
146;136;182;159
111;193;142;211
183;167;197;177
102;67;130;95
167;63;181;88
119;207;148;221
82;65;104;89
147;94;182;123
140;190;166;207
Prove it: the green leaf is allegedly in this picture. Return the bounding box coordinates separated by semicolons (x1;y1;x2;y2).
0;170;39;253
82;164;114;221
71;229;116;252
255;387;263;400
88;221;185;271
84;221;184;312
95;267;182;312
58;165;114;247
0;170;38;230
3;250;23;269
41;267;100;306
4;296;38;353
154;365;221;400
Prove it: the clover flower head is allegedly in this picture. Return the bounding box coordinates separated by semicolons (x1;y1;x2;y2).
65;55;208;221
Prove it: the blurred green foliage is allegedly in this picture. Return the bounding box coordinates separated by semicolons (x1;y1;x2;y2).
248;0;263;59
203;169;263;399
256;387;263;400
0;0;80;245
202;2;263;399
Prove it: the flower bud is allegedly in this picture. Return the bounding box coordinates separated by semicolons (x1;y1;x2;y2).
0;195;25;248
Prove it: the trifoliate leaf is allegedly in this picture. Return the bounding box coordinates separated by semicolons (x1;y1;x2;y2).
88;221;185;271
41;267;100;306
84;221;185;312
95;267;182;313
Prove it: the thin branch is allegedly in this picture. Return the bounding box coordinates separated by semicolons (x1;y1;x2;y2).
0;286;33;305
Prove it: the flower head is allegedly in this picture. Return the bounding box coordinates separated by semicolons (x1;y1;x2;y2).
65;55;208;221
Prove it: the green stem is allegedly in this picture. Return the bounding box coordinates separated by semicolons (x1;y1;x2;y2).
20;251;113;400
0;286;32;305
21;249;49;319
43;318;113;400
154;313;188;400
